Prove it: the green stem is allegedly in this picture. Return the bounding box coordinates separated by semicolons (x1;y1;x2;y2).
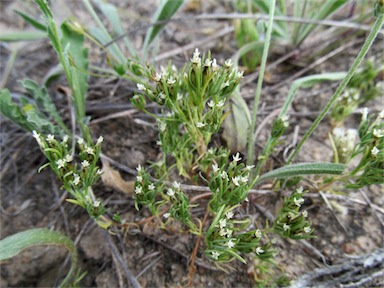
287;13;384;164
247;0;276;167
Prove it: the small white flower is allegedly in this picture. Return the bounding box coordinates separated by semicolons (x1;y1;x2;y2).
204;58;212;67
283;224;290;231
93;200;101;208
135;186;142;195
226;229;233;238
221;81;229;89
240;175;249;183
226;211;234;219
246;165;255;170
73;174;80;186
296;187;304;194
62;135;69;144
158;120;166;132
56;159;66;169
77;138;84;146
379;109;384;119
212;163;220;173
136;175;143;182
237;70;244;78
302;210;308;218
158;92;166;100
294;197;304;207
177;93;183;101
136;164;143;172
371;146;379;157
211;59;219;71
304;226;311;234
216;100;225;107
197;122;206;128
361;107;368;122
85;147;94;155
167;76;176;85
96;136;103;145
32;130;42;145
207;100;215;108
224;59;233;68
156;140;162;146
373;129;384;138
64;154;73;163
163;212;171;219
81;160;90;168
232;176;240;186
219;228;227;237
46;134;55;143
137;83;146;91
255;229;262;238
167;188;175;197
96;169;103;175
219;218;227;229
233;153;242;162
191;48;201;64
227;239;235;249
154;73;162;82
221;171;228;179
281;115;289;127
211;251;220;260
148;183;155;190
173;181;181;189
255;247;264;255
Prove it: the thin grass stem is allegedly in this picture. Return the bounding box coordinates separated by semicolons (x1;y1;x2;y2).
287;12;384;164
247;0;276;167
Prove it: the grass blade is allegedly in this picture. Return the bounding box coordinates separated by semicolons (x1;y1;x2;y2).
0;31;46;42
93;0;137;57
0;228;78;288
14;9;46;31
256;163;344;184
143;0;184;58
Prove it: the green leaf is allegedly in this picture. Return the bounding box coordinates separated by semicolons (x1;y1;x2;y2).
61;20;89;104
14;9;46;31
295;0;348;46
0;228;78;288
0;31;46;42
143;0;184;55
0;89;33;131
256;163;344;184
222;88;251;152
20;79;69;134
279;72;347;117
93;0;137;57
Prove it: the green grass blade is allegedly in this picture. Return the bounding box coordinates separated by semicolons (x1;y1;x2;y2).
288;11;384;163
93;0;137;58
256;163;344;184
0;31;46;42
295;0;348;46
279;72;347;117
247;0;276;166
0;228;78;288
143;0;184;58
82;0;126;64
14;9;46;31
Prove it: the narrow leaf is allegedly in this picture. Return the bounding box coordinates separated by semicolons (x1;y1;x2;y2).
143;0;184;54
0;31;46;42
256;163;344;184
14;9;46;31
0;228;77;287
